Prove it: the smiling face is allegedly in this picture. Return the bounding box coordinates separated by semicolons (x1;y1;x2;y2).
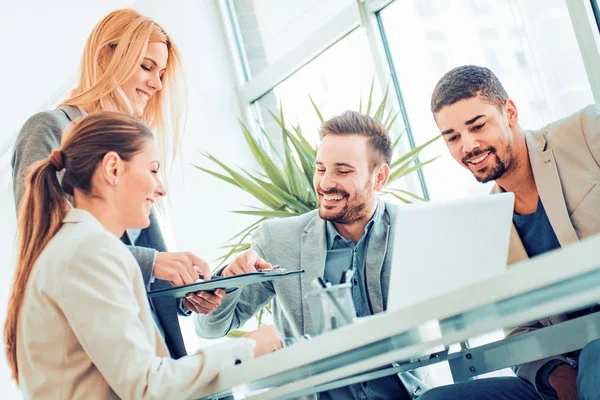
313;134;381;224
120;41;168;118
434;96;519;183
116;139;166;228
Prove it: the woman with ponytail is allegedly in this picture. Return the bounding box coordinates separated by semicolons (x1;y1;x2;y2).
11;8;226;360
5;112;254;398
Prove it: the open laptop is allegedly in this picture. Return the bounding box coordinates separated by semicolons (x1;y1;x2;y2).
387;192;515;312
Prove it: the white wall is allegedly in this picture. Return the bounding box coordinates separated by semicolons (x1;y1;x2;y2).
0;0;255;396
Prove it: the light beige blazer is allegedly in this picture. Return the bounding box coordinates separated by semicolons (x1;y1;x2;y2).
16;209;253;399
493;104;600;386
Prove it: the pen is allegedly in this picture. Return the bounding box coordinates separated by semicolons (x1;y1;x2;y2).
317;277;328;288
311;277;354;324
339;268;355;284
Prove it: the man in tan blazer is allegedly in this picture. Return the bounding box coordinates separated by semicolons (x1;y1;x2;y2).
419;65;599;400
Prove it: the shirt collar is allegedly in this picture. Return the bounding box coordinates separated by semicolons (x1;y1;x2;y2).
325;199;383;249
63;208;103;226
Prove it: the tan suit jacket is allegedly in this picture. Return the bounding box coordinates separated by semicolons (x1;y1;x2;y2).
493;104;600;386
16;209;253;399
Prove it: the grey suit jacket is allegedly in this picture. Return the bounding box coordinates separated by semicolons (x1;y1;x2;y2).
196;199;429;399
11;105;187;359
495;104;600;387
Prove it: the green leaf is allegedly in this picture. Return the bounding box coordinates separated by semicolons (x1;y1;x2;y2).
385;188;427;202
389;135;440;169
240;124;289;191
387;191;412;204
286;126;316;187
373;86;389;121
219;243;252;249
383;107;393;126
227;330;248;338
385;111;400;133
224;218;265;243
366;76;375;115
304;187;317;206
245;172;313;213
233;210;302;218
282;135;310;202
388;156;439;183
204;153;283;209
257;307;265;326
309;96;324;124
284;118;316;159
193;165;239;187
257;124;284;164
391;134;401;152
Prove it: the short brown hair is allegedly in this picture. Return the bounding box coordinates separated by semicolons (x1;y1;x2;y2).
430;65;509;113
319;110;392;169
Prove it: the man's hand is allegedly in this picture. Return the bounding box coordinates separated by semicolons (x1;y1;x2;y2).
222;249;272;277
548;364;579;400
154;251;211;286
182;289;226;314
243;324;282;358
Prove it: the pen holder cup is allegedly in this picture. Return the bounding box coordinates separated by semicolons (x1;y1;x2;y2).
304;283;356;336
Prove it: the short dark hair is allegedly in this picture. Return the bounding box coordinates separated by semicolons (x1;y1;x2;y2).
319;110;392;169
430;65;509;113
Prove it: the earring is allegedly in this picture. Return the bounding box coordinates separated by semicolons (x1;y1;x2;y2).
114;179;120;185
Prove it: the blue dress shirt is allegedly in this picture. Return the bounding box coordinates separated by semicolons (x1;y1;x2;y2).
513;198;568;397
320;204;410;400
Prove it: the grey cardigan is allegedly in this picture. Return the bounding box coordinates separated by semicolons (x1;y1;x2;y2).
11;105;187;359
196;199;430;399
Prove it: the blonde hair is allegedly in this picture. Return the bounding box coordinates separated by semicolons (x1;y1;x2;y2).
5;112;155;383
60;8;186;166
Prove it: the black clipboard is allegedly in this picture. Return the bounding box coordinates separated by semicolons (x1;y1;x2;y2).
147;270;305;299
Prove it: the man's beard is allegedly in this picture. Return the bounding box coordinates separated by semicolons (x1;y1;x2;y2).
317;181;373;224
462;145;513;183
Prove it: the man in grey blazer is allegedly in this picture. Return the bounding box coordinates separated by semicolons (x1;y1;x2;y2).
419;65;600;399
196;111;429;399
12;105;224;360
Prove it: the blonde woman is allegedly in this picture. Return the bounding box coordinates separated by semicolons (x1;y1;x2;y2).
5;112;254;398
11;9;226;359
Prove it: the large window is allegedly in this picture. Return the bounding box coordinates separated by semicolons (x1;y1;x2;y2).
379;0;595;200
227;0;599;202
252;29;378;147
231;0;355;78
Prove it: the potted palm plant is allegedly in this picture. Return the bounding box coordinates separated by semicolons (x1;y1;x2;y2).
195;86;438;330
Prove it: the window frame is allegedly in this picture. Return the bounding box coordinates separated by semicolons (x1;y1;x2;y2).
219;0;600;201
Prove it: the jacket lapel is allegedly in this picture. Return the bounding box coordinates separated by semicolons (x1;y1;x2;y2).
526;131;579;247
300;214;328;334
493;131;579;266
59;105;84;121
507;225;528;265
365;200;389;314
490;185;529;265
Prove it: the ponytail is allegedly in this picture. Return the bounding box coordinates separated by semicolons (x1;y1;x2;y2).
5;111;153;382
4;158;69;382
